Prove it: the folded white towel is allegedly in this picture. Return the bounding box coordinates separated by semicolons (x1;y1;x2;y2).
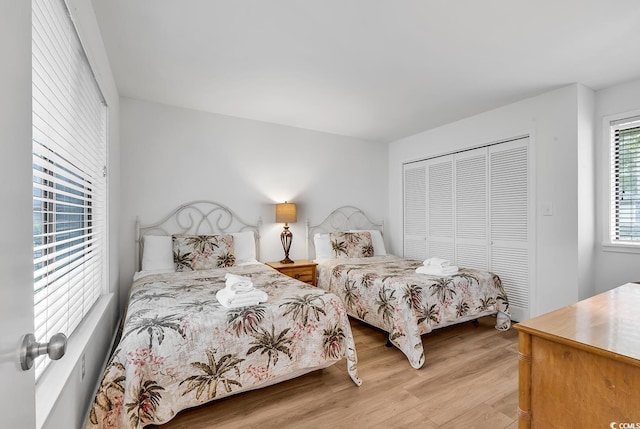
216;287;268;308
416;265;459;276
225;273;254;292
423;257;451;268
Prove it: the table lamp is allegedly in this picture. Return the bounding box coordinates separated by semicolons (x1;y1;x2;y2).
275;202;297;263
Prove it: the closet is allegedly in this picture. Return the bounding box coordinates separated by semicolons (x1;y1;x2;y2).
403;137;531;321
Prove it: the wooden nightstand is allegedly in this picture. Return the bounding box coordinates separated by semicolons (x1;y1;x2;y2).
266;260;317;286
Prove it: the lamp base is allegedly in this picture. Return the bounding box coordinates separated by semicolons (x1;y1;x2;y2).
280;225;294;264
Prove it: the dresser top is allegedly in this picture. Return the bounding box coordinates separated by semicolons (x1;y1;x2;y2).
515;283;640;363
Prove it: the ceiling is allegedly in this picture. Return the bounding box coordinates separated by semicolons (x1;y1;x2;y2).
91;0;640;143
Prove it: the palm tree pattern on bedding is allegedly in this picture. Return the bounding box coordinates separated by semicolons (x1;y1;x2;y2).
172;234;236;271
316;255;511;369
86;264;360;429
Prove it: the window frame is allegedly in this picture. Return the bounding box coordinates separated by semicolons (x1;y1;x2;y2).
602;109;640;254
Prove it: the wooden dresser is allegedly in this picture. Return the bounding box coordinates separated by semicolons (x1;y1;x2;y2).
515;283;640;428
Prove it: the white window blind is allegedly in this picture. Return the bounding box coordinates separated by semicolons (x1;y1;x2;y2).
32;0;107;379
610;116;640;243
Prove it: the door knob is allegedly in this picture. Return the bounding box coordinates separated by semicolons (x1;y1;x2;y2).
20;332;67;371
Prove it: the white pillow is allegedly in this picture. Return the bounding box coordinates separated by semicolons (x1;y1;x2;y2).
349;230;387;256
231;231;257;264
314;233;333;260
142;235;174;271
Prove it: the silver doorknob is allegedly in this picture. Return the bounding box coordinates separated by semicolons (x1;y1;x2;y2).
20;332;67;371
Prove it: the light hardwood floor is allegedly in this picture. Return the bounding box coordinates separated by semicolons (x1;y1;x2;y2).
154;316;519;429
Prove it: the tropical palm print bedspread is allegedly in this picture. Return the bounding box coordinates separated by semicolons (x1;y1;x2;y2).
86;264;361;429
317;256;510;369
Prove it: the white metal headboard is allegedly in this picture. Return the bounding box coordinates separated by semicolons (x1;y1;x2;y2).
135;200;261;270
306;206;384;260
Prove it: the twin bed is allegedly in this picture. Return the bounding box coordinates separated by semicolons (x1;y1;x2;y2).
86;202;510;428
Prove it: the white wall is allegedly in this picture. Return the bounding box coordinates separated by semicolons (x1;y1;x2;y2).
577;85;596;300
594;78;640;293
42;1;121;428
118;98;388;307
389;84;595;318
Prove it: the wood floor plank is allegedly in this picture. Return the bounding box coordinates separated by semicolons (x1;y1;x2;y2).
372;408;438;429
300;388;423;428
487;390;520;421
155;316;518;429
403;350;517;425
443;402;513;428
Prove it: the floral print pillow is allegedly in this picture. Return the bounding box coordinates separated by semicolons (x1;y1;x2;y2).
172;234;236;271
330;231;374;259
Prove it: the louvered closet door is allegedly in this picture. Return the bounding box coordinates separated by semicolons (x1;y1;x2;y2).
426;156;455;262
489;137;530;321
403;162;427;259
455;148;488;270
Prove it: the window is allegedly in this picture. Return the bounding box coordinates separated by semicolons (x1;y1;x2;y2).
32;0;107;379
609;115;640;245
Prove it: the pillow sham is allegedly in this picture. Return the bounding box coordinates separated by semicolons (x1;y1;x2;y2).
330;231;374;259
172;234;236;271
141;235;175;272
348;229;387;256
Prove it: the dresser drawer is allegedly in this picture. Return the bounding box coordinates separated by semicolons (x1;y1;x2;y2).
279;267;314;284
266;260;317;286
